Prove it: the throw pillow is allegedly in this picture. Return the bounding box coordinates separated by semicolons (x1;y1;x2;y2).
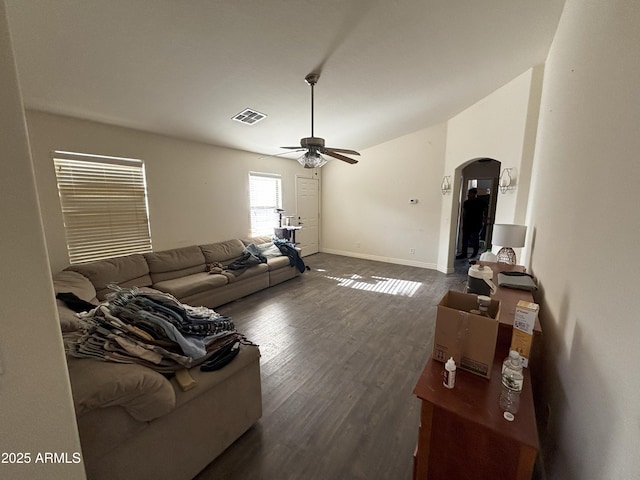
53;270;98;332
256;242;282;258
53;270;97;303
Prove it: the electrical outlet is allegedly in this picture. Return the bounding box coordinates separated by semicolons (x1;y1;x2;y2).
356;242;361;248
409;248;415;254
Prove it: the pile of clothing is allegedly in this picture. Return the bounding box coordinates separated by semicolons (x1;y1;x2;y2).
66;286;242;373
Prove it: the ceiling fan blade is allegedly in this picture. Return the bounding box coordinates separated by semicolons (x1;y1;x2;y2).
281;146;304;150
258;150;305;160
325;147;360;156
324;150;358;164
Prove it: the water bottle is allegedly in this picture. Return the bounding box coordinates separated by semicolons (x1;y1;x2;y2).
499;350;523;420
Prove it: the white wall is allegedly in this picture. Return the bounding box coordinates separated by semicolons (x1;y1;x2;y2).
321;123;447;269
526;1;640;478
437;67;544;272
0;2;85;478
26;111;314;273
321;68;543;274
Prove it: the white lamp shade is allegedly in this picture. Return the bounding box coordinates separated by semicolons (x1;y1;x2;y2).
492;224;527;248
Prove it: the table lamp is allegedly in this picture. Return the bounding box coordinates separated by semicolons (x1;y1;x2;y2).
492;224;527;264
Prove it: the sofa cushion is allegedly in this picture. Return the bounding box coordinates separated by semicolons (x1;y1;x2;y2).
200;239;246;265
255;242;282;258
266;255;293;271
67;357;176;422
225;263;269;281
66;255;152;300
56;304;84;332
241;235;273;246
144;246;206;283
53;271;99;332
152;272;228;299
53;270;98;302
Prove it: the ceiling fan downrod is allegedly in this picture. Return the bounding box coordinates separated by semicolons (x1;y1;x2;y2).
305;73;319;139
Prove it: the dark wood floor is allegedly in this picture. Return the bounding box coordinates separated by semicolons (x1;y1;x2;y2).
195;253;467;480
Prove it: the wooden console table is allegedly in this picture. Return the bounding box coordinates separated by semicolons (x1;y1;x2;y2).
412;262;541;480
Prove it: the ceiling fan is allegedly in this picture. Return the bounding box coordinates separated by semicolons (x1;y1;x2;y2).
281;73;360;168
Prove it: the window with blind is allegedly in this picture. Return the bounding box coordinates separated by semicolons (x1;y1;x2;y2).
249;172;282;237
53;151;153;264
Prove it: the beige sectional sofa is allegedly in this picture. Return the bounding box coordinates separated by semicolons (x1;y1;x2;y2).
53;236;303;480
67;235;301;307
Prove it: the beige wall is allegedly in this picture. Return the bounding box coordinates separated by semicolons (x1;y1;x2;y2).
10;2;640;478
0;2;85;479
437;67;544;272
527;1;640;478
26;111;315;273
321;123;447;268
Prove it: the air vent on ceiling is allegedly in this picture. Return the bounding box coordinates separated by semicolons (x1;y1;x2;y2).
232;108;267;125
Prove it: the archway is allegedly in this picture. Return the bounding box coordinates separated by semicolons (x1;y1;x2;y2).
454;158;501;263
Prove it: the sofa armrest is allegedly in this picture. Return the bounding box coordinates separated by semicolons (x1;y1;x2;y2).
67;357;176;422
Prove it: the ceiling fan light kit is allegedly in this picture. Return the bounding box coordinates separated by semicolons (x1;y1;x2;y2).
297;150;328;168
282;73;360;168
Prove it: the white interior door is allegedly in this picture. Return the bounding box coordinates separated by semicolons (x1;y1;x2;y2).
296;176;319;256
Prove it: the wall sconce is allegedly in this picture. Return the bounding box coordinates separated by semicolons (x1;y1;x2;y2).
499;168;514;193
441;176;451;195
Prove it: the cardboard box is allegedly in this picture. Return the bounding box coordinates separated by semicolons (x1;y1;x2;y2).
432;290;500;379
510;300;539;368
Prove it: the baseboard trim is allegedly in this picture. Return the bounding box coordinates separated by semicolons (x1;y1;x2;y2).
436;265;455;274
320;248;439;270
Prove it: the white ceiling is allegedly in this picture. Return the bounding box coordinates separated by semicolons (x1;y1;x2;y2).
6;0;565;158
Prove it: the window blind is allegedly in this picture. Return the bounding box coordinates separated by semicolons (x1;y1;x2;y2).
249;172;282;237
53;151;152;264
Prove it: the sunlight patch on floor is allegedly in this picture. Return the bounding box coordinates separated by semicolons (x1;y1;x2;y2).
325;273;422;297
